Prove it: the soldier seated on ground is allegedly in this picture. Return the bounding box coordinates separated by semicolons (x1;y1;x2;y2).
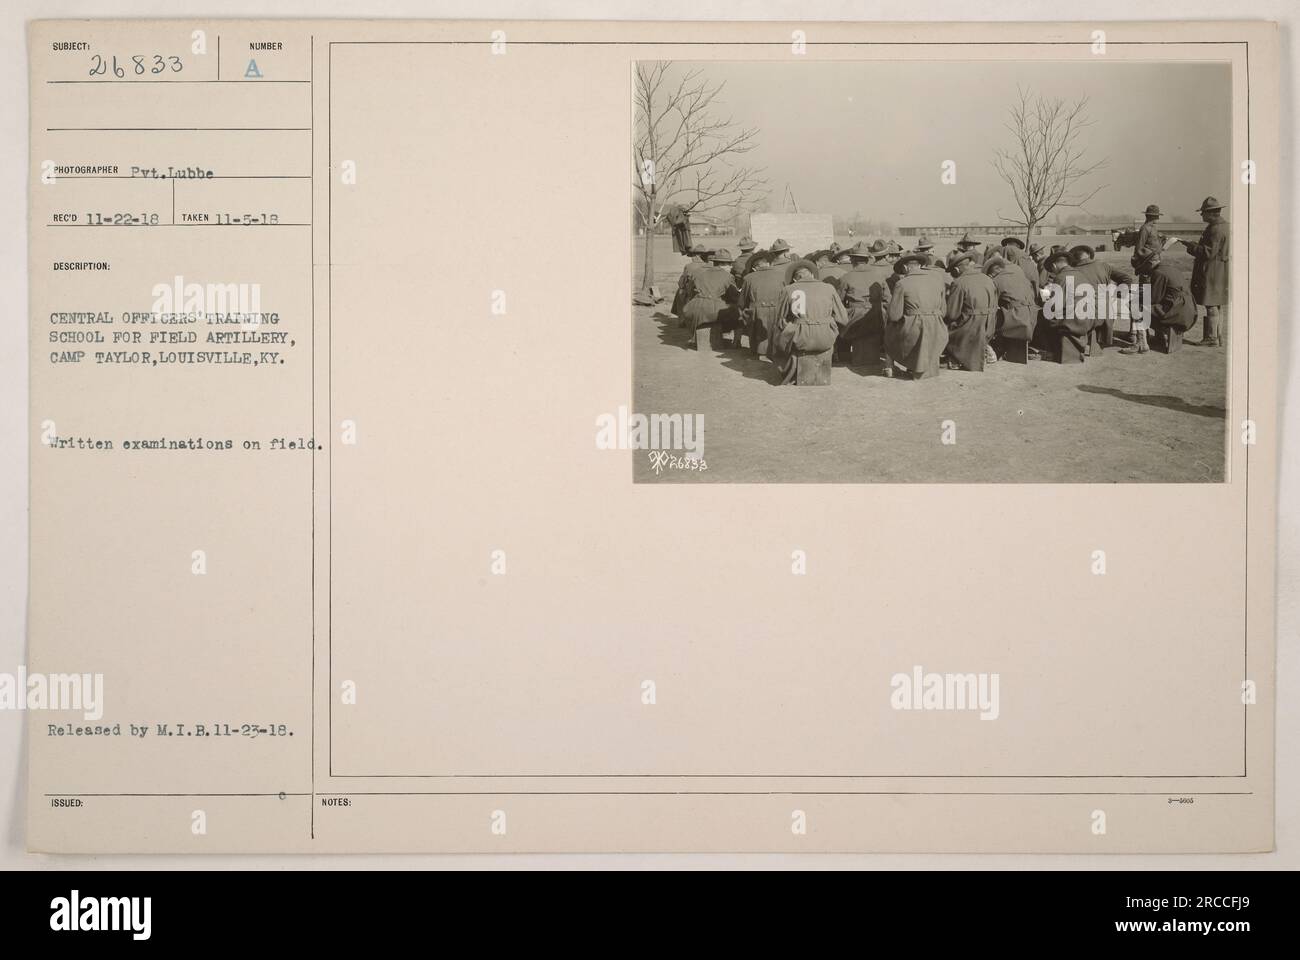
1030;250;1072;359
885;253;949;380
672;244;714;326
1066;244;1135;349
985;253;1038;363
729;236;760;299
943;250;998;371
1125;248;1196;356
836;240;894;376
739;248;785;360
820;248;852;289
772;263;847;386
682;248;739;351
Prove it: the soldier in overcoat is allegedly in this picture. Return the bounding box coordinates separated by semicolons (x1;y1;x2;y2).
1179;196;1229;346
885;253;950;380
682;249;740;352
943;250;998;371
773;265;847;386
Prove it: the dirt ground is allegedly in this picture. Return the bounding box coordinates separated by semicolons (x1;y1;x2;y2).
632;236;1228;483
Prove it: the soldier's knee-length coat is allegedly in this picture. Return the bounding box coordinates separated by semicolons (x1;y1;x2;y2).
837;265;892;342
1186;217;1229;307
740;267;786;352
944;271;998;371
682;266;739;333
885;273;949;376
991;265;1038;342
1147;262;1196;333
773;281;846;385
671;259;709;317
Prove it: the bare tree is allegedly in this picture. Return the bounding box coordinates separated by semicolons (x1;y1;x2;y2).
633;62;767;295
992;86;1109;247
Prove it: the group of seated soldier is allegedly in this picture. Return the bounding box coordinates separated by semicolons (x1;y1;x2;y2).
670;229;1199;384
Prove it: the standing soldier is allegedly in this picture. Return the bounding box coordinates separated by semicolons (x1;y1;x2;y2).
740;250;785;359
658;203;693;255
1179;196;1229;346
837;240;894;376
885;252;950;380
772;264;848;385
682;249;739;353
1132;204;1163;268
943;250;999;371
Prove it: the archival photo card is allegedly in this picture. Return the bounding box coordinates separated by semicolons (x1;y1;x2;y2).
632;59;1232;483
24;18;1277;854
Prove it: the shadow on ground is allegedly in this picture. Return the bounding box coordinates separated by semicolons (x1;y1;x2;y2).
1077;384;1226;419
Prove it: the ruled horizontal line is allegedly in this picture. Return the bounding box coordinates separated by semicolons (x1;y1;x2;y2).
47;79;309;84
326;40;1245;46
47;126;310;132
318;791;1256;797
42;790;1254;798
46;222;311;227
45;792;307;798
330;772;1251;779
54;175;310;180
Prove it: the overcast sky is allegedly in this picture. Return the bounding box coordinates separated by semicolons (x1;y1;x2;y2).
654;60;1231;226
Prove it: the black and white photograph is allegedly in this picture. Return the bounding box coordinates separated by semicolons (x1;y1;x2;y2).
633;60;1233;483
4;3;1291;921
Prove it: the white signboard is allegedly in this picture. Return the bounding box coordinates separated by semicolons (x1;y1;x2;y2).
749;213;834;253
